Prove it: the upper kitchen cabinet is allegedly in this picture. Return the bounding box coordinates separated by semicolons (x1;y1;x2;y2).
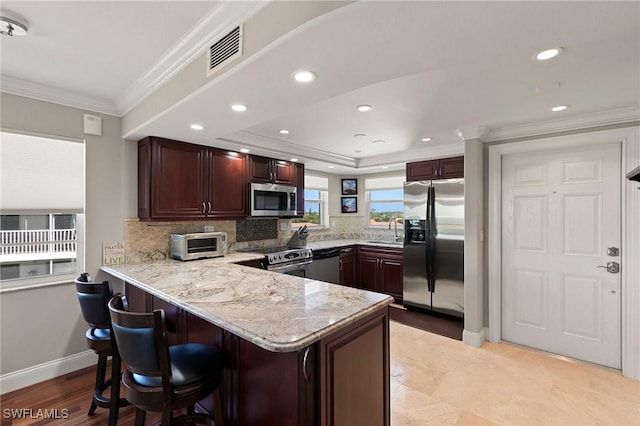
406;156;464;181
248;155;295;185
138;137;246;220
293;163;305;217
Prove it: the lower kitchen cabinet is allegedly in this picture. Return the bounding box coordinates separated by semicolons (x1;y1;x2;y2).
124;283;390;426
338;246;357;287
357;246;403;301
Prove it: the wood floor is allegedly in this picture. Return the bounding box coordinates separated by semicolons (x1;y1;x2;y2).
1;321;639;425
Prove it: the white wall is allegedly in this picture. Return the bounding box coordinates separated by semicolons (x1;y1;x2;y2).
0;93;129;391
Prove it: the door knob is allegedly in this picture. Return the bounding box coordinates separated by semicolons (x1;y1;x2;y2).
597;261;620;274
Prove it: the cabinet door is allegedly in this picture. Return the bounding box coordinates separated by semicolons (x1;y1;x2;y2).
150;138;208;219
439;156;464;179
248;155;272;183
208;148;247;218
339;247;357;287
380;257;403;300
224;334;317;425
248;155;294;185
273;160;294;185
358;255;379;291
406;159;438;181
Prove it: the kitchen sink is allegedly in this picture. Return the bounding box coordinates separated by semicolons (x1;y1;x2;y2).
366;240;403;245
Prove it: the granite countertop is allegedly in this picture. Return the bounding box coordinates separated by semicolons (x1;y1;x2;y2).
101;252;392;353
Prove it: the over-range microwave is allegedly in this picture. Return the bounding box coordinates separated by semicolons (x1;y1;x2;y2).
249;182;297;217
170;232;227;261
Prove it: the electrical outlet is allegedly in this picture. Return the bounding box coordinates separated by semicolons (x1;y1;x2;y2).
204;225;215;232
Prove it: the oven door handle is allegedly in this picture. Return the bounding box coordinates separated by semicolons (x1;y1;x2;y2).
267;259;313;274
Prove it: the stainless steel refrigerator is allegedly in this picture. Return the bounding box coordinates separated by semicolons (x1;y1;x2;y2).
402;179;464;318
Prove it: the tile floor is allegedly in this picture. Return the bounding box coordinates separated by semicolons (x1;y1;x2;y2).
390;322;640;425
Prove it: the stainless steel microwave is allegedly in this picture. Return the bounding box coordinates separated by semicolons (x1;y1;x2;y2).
249;182;297;217
170;232;227;261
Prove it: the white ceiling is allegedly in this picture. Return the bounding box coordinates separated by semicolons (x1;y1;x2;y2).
1;1;639;175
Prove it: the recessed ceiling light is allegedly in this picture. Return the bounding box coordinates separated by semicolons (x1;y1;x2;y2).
354;133;366;138
536;47;563;61
421;137;432;142
279;129;290;134
372;139;386;144
240;148;250;153
290;158;298;162
328;165;335;169
381;166;389;169
356;104;373;112
190;124;204;131
231;104;247;112
293;70;316;83
551;105;568;112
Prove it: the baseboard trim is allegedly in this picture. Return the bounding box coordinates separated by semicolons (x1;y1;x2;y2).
0;350;96;395
462;327;486;347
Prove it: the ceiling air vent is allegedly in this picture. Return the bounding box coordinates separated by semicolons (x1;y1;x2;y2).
207;25;243;77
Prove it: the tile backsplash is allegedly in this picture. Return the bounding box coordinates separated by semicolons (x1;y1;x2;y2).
123;216;396;264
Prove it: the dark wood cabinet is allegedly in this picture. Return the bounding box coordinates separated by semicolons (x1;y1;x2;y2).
293;163;305;217
406;155;464;181
138;136;246;220
248;155;294;185
124;282;389;426
357;246;403;301
338;246;357;287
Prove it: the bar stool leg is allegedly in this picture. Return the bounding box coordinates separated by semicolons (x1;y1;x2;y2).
108;353;121;426
88;353;108;416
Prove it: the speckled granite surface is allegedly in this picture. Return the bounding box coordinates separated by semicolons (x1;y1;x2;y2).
101;253;392;353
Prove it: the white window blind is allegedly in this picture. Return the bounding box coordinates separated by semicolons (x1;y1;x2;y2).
364;174;405;190
0;132;84;212
305;174;329;190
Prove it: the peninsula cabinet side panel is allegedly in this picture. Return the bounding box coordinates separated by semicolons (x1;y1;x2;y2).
320;308;390;426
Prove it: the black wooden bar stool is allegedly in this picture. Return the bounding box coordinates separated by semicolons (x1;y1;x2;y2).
108;294;225;425
75;273;129;425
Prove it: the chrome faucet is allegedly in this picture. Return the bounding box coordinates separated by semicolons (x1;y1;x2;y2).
388;213;399;242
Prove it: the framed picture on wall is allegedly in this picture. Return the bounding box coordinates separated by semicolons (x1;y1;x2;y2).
342;178;357;195
341;197;357;213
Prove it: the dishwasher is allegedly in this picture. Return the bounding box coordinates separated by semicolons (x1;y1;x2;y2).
306;247;340;284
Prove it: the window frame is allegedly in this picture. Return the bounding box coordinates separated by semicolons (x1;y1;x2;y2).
0;131;85;292
364;174;405;230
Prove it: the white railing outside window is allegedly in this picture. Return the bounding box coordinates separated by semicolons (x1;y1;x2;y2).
0;229;77;261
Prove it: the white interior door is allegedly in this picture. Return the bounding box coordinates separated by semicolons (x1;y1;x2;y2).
501;144;621;368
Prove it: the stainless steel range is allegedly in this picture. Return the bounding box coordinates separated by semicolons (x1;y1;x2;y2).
246;246;313;277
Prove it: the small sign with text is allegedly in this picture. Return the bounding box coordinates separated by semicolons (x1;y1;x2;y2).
103;241;125;265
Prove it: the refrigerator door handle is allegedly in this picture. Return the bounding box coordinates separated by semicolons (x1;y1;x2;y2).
428;186;436;293
425;185;433;292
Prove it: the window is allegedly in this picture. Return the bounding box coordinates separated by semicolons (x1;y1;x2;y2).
0;132;84;288
292;174;328;228
365;175;404;229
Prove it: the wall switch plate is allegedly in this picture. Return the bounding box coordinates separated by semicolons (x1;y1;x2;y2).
204;225;215;232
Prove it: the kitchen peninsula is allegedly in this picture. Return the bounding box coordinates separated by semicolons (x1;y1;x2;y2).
102;253;392;426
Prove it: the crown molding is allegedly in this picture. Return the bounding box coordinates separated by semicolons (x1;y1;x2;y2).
483;107;640;142
0;75;119;116
115;1;270;116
